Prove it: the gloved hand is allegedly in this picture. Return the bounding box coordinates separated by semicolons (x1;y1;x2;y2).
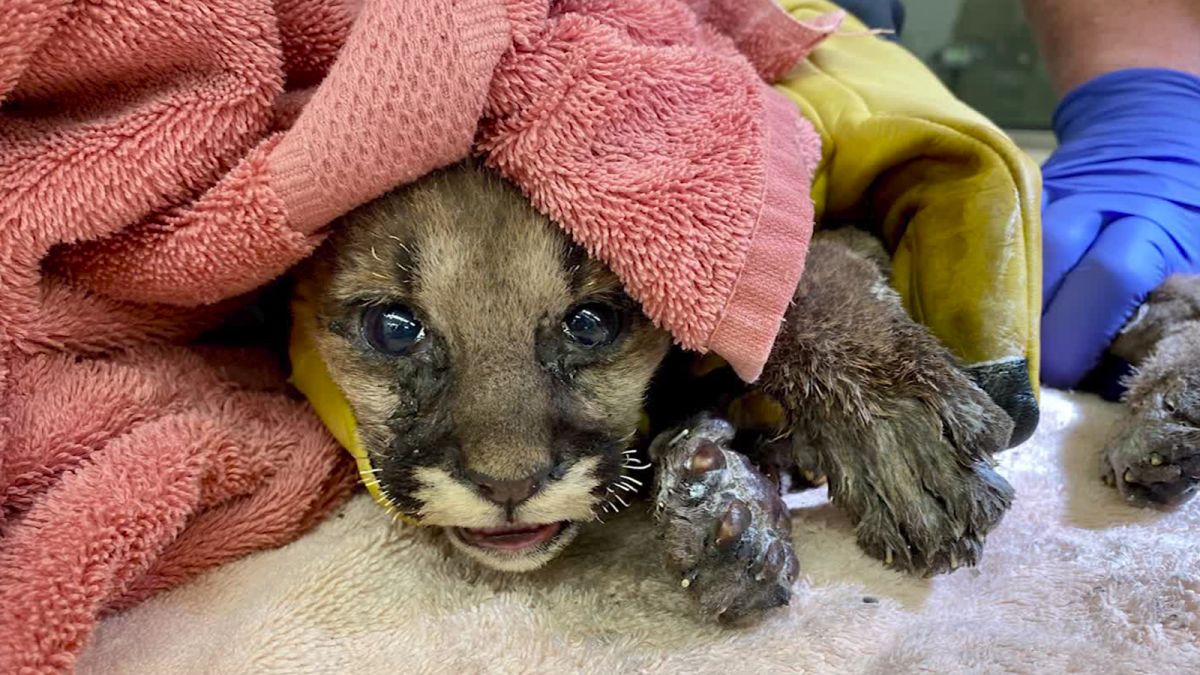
774;0;1044;446
1041;68;1200;391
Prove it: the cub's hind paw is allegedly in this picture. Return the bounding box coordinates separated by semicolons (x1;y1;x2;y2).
1104;423;1200;508
650;416;798;624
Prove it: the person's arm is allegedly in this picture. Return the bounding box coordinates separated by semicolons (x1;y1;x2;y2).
1026;0;1200;393
1022;0;1200;94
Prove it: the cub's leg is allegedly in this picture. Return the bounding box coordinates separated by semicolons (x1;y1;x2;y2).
649;415;797;624
1104;275;1200;507
755;230;1014;575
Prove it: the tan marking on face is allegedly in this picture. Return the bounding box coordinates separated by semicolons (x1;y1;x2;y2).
412;457;602;528
411;467;499;528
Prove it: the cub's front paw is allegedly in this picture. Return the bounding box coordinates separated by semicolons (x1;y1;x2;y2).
650;416;797;624
852;454;1013;577
816;390;1014;577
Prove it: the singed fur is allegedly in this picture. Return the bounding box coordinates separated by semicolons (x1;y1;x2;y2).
295;165;669;570
297;162;1016;587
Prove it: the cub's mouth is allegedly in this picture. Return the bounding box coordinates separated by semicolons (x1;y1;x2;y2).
446;521;584;571
456;522;565;551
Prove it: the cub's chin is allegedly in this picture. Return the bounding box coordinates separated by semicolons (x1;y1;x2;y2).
445;521;584;572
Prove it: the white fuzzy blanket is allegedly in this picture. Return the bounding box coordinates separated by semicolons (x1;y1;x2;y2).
80;391;1200;674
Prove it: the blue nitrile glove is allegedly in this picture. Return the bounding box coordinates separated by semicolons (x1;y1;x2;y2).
1041;68;1200;392
834;0;905;39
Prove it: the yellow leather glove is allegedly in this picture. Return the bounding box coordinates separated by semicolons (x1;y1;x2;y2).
774;0;1043;444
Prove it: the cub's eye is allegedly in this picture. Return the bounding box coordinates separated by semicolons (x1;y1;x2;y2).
562;303;620;348
363;305;425;355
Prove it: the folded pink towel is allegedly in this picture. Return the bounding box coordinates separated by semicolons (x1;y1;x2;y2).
0;0;834;669
482;0;833;380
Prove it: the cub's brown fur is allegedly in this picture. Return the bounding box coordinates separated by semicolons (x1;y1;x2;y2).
296;162;1016;619
295;165;670;571
754;230;1013;574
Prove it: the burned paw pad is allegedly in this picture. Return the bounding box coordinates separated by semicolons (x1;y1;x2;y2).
1106;450;1200;508
652;421;798;624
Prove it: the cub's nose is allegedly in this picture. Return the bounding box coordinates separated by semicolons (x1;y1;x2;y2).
466;468;549;509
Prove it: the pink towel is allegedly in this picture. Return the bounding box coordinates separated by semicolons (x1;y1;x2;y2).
482;0;834;380
0;0;834;669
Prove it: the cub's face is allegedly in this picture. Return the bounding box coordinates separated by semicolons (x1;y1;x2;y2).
296;164;671;571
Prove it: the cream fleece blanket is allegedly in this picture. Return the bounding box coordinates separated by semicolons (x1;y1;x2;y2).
79;391;1200;674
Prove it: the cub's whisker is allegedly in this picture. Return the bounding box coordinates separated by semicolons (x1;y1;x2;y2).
606;488;630;508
